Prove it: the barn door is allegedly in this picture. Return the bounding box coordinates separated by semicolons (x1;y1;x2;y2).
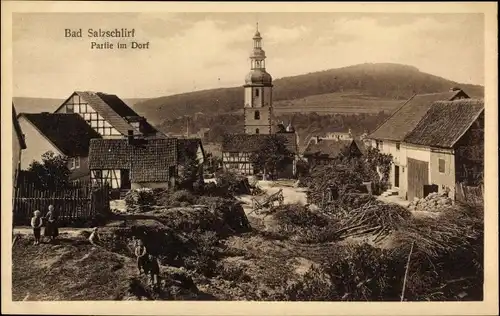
407;158;429;201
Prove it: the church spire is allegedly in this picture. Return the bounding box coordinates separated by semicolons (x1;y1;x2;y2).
250;24;265;70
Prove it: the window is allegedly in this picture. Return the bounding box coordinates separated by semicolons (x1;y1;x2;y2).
75;157;80;169
379;141;384;150
69;158;75;170
254;111;260;120
256;128;260;134
255;89;259;97
66;104;74;113
396;142;400;150
438;159;446;173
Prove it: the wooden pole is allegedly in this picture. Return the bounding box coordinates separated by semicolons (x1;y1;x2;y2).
400;241;415;302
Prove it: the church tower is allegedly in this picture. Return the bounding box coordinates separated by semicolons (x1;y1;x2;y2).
244;24;273;135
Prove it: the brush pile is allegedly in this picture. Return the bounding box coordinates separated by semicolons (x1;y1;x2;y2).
329;200;412;243
407;192;453;213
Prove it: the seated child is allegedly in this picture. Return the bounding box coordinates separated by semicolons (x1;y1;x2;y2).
89;227;100;245
31;210;43;245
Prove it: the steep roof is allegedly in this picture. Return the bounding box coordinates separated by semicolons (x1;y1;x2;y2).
404;99;484;148
353;139;368;155
368;90;469;142
177;138;205;164
20;113;101;156
222;133;297;154
89;138;177;183
303;139;353;158
12;104;27;149
56;91;160;136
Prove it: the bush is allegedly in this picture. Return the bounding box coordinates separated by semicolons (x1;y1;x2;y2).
157;189;197;208
124;189;155;213
284;265;337;301
196;196;251;233
214;172;251;196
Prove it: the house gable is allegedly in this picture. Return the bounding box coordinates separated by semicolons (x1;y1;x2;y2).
18;115;62;169
55;91;160;137
368;90;470;142
404;99;484;149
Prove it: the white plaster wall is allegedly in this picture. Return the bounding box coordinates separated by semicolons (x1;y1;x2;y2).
18;116;61;170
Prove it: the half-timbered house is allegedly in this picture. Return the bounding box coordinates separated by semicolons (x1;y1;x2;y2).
54;91;161;138
221;131;298;178
88;135;177;192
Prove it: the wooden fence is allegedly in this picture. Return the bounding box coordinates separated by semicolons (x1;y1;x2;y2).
13;176;110;226
455;182;484;207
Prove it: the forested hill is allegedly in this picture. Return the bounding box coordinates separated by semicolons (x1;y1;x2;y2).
133;63;484;125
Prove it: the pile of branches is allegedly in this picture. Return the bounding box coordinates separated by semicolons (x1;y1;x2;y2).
330;200;412;242
394;204;483;258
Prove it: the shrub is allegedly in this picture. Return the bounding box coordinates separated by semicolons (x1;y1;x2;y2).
214;172;251;196
157;189;196;208
124;189;155;213
284;265;337;301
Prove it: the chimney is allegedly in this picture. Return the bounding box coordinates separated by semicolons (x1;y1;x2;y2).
127;130;134;145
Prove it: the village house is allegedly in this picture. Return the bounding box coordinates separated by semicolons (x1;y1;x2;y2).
367;88;470;198
12;104;27;192
402;99;484;201
88;135;177;192
17;113;102;180
303;138;364;167
54;91;162;138
222;131;298;178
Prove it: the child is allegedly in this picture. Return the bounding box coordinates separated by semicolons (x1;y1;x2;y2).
148;254;161;287
89;227;100;246
44;204;59;243
31;210;43;245
134;239;148;276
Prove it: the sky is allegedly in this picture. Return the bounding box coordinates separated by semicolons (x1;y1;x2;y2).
12;12;485;98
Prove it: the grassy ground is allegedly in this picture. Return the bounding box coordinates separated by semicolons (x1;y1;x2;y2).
12;182;451;301
12;234;137;301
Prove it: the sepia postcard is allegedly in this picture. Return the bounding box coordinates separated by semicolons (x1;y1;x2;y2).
1;1;498;315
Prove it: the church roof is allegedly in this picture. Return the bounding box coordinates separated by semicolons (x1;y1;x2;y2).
245;69;272;86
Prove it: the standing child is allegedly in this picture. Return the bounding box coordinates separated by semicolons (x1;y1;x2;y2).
134;239;148;276
148;254;161;288
31;210;43;245
44;204;59;243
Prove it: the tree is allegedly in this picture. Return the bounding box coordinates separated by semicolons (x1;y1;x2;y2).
249;135;294;179
178;153;203;191
27;151;71;190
